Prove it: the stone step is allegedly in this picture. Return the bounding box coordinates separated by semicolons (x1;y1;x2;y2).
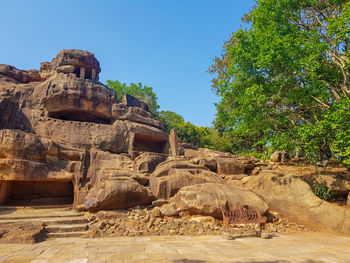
0;205;72;210
47;231;88;238
45;224;88;233
45;217;89;225
0;216;88;226
0;212;83;220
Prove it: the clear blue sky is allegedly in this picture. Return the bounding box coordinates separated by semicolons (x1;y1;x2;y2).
0;0;254;126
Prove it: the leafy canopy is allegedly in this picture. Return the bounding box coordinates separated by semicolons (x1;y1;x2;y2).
209;0;350;166
106;80;160;115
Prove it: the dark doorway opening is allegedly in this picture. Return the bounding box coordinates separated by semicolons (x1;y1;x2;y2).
0;181;74;206
48;110;111;124
133;134;168;153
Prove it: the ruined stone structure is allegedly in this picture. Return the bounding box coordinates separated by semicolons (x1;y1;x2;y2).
0;49;169;208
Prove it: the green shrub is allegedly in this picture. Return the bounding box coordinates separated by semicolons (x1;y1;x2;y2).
312;182;336;201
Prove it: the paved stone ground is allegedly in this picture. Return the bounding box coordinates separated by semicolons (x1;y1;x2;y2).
0;232;349;263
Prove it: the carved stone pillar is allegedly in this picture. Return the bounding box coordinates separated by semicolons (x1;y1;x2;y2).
91;68;96;80
169;129;180;156
80;67;85;79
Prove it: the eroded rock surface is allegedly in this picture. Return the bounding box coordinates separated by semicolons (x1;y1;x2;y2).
1;49;347;238
0;222;46;244
242;173;350;234
0;49;169;209
174;183;268;219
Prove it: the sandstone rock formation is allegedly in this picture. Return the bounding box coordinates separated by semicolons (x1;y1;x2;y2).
0;49;169;209
0;222;46;244
150;160;223;199
3;49;346;238
174;183;268;219
1;49;262;214
303;174;350;197
242;173;350;234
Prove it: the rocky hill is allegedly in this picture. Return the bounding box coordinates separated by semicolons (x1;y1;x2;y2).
0;49;349;238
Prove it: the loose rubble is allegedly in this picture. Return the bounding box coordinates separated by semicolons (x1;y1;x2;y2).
84;206;314;238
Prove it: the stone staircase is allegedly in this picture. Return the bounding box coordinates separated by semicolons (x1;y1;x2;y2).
0;205;89;239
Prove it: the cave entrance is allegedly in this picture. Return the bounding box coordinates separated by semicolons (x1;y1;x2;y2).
0;181;74;206
133;134;168;154
48;110;111;124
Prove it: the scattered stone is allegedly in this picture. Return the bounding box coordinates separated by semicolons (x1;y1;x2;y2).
190;216;215;223
151;207;164;218
152;199;169;207
261;232;270;239
221;231;234;240
160;203;179;217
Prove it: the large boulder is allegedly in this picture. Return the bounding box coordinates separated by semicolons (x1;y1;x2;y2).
174;183;268;219
242;173;350;234
152;160;208;178
112;103;163;129
84;177;154;211
40;74;117;123
212;157;245;175
0;222;46;244
150;167;223;199
150;159;220;199
134;152;168;173
51;49;101;75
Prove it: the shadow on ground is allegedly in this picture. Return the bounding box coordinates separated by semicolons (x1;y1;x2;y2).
173;260;326;263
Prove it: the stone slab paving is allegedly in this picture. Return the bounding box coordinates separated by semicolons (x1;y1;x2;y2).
0;232;349;263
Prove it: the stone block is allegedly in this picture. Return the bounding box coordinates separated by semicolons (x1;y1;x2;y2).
221;231;234;240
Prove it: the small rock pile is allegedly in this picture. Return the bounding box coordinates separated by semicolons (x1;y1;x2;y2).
84;206;314;238
85;208;221;237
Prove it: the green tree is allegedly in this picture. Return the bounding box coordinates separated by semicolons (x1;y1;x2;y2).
106;80;160;115
157;110;185;134
176;122;208;147
209;0;350;165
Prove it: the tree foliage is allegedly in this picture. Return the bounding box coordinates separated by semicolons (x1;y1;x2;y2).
156;110;208;147
157;110;185;134
209;0;350;166
106;80;160;115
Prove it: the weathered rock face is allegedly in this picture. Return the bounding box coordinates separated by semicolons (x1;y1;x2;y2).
0;49;169;209
303;174;350;197
174;183;268;219
0;129;76;182
112;102;163;129
42;74;117;123
134;152;168;173
150;166;223;199
0;64;41;83
213;157;245;175
242;173;350;234
5;49;345;238
0;222;46;244
84;177;154;212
